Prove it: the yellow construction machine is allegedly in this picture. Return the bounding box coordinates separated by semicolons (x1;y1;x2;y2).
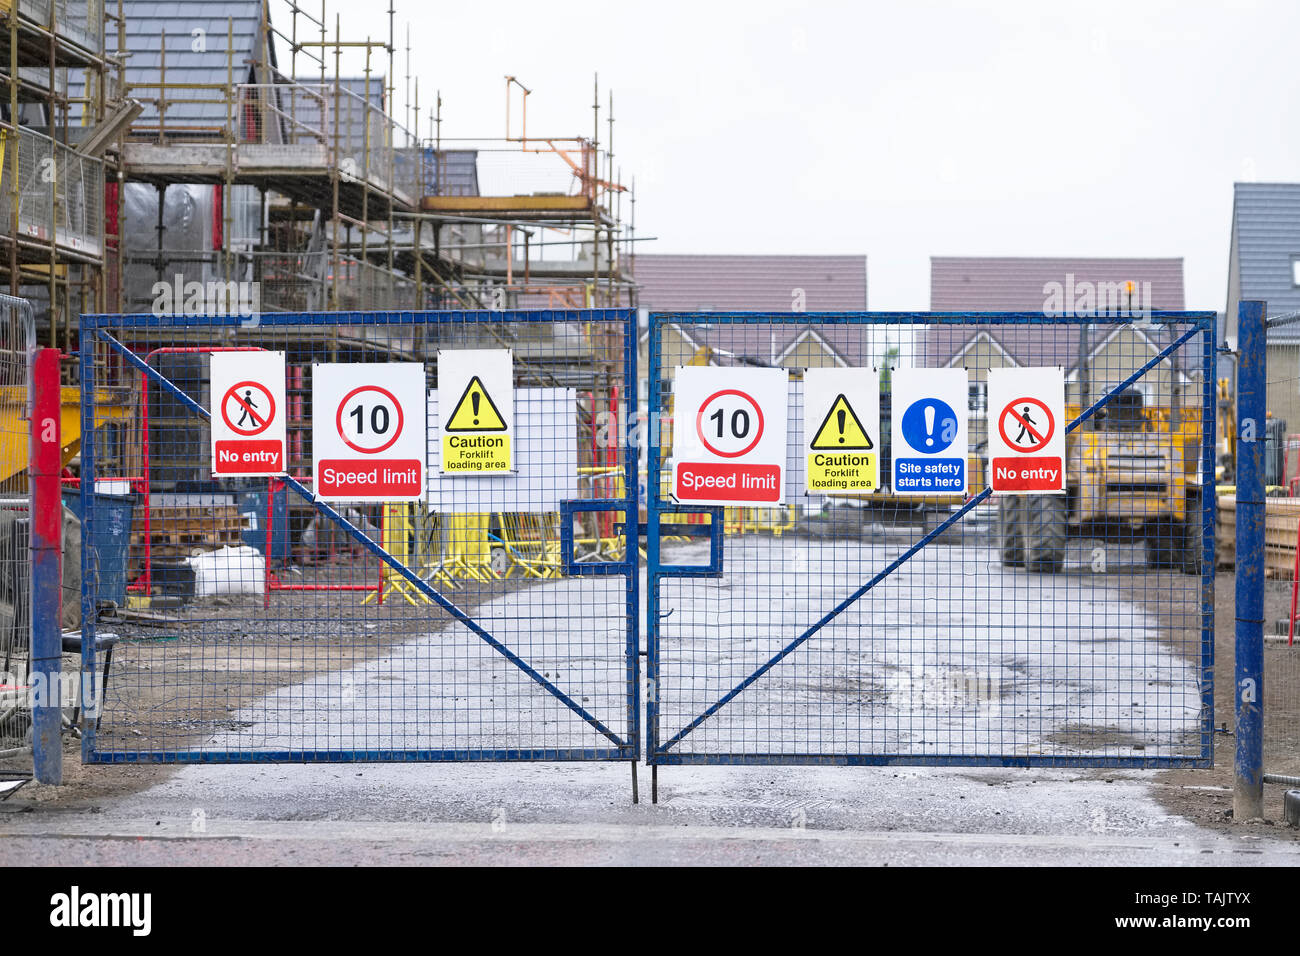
999;388;1203;573
0;381;133;491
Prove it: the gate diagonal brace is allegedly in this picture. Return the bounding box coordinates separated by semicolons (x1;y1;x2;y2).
98;330;629;751
658;322;1207;754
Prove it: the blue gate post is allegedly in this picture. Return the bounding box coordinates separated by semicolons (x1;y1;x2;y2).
1234;300;1266;820
30;347;63;785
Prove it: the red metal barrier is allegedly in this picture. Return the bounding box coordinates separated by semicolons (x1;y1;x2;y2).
31;348;63;784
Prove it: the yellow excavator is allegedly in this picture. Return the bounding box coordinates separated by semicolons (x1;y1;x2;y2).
0;380;133;492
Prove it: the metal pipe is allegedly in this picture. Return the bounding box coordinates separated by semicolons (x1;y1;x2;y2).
1263;773;1300;786
1235;299;1266;821
31;347;63;784
1266;310;1300;328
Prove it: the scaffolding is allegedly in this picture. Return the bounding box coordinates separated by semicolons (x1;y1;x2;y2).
412;73;637;312
1;0;119;356
108;1;637;318
58;1;633;551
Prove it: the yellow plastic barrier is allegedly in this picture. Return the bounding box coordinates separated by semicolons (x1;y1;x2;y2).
364;503;432;606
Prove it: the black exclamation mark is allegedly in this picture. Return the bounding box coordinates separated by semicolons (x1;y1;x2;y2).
837;408;846;444
471;390;480;426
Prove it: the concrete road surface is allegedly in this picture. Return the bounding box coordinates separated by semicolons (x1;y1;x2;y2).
3;761;1298;865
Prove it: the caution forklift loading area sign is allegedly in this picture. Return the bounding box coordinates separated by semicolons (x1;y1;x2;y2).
437;349;514;475
803;367;879;494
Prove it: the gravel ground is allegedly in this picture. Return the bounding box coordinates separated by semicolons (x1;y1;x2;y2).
1;522;1297;865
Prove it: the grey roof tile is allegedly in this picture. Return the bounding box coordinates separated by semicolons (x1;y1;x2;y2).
1230;182;1300;340
104;0;271;129
634;254;870;365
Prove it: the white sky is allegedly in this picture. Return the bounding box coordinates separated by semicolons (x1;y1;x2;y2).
310;0;1300;312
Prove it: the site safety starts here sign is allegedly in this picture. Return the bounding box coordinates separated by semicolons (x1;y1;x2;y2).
312;362;427;501
671;366;788;507
987;366;1066;494
803;367;879;494
890;367;968;496
210;351;286;477
436;349;513;475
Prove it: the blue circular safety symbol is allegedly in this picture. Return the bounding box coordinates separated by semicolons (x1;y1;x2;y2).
900;398;958;454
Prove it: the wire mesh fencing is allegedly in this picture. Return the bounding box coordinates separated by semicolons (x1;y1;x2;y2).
646;312;1215;767
77;309;638;762
0;297;35;767
1260;313;1300;779
0;129;105;261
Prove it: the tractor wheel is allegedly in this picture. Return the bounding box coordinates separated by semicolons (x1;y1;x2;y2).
1179;495;1203;575
999;497;1025;567
1144;518;1180;570
1024;494;1066;573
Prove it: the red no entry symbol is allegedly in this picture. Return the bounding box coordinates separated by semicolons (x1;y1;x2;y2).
221;381;276;436
998;397;1054;453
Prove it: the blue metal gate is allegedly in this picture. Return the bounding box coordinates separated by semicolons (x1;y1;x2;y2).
646;311;1216;773
77;309;639;766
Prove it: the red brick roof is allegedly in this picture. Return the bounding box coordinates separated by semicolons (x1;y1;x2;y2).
925;257;1185;368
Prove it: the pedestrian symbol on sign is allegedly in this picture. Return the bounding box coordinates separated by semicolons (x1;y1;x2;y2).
235;389;260;428
1014;406;1036;443
998;397;1054;454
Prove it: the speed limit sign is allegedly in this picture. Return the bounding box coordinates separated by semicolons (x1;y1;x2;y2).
671;366;789;506
312;363;426;501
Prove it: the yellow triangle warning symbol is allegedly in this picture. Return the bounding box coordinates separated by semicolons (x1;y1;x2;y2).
445;376;508;431
810;394;874;450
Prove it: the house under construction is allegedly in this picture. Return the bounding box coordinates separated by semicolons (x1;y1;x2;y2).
2;0;117;358
4;0;638;491
4;0;638;348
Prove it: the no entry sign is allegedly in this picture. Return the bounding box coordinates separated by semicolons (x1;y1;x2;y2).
210;351;286;476
890;367;968;495
987;367;1066;494
671;366;788;506
312;363;427;501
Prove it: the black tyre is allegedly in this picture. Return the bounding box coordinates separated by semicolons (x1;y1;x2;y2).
1024;494;1066;573
999;497;1025;567
1179;494;1203;575
1144;518;1180;569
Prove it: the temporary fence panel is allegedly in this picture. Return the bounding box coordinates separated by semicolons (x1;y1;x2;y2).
77;309;638;764
646;311;1217;769
1260;308;1300;784
0;296;35;772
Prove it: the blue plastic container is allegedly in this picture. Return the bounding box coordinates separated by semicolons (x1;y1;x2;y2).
64;488;137;608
